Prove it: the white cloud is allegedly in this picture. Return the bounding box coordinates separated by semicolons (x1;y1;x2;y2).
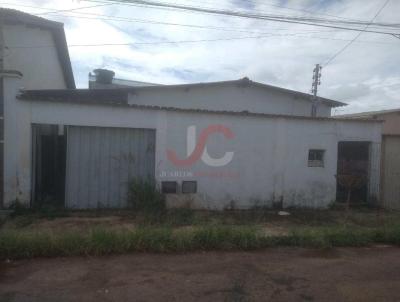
3;0;400;113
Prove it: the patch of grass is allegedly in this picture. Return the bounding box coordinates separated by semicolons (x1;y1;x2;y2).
164;208;197;226
13;216;35;228
1;224;400;260
9;201;70;221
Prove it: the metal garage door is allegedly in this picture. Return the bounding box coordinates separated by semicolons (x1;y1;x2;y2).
65;126;156;208
382;136;400;209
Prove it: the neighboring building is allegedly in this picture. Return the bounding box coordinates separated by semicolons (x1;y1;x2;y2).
0;8;75;206
338;109;400;209
0;8;75;89
89;69;345;118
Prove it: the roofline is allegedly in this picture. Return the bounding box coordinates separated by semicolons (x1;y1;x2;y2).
1;9;75;89
53;25;75;89
16;72;345;108
250;81;346;107
336;107;400;118
19;93;379;123
113;78;346;107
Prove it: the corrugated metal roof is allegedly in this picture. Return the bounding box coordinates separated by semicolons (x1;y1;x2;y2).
336;108;400;119
18;89;379;123
18;77;346;107
18;88;128;105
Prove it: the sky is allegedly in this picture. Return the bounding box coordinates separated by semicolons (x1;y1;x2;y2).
2;0;400;114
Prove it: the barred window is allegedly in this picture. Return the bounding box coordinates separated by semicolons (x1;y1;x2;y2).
308;149;325;167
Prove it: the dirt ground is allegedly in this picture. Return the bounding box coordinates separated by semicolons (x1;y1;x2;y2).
1;247;400;302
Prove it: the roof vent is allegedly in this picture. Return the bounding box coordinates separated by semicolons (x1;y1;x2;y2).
93;68;115;84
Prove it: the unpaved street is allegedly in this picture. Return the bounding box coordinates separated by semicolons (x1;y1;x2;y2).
1;247;400;302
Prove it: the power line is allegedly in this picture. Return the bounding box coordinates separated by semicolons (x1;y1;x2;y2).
241;0;360;21
3;1;399;35
2;1;398;48
51;4;400;32
8;2;400;41
1;2;397;47
7;29;399;49
188;0;392;27
7;35;279;48
124;0;375;23
0;2;341;35
81;0;400;36
36;3;113;16
323;0;391;67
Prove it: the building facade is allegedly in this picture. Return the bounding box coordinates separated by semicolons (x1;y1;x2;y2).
2;74;382;209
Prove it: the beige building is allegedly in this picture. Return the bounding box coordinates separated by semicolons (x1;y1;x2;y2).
339;109;400;209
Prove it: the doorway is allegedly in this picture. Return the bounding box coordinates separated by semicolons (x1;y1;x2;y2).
336;141;370;203
32;124;67;207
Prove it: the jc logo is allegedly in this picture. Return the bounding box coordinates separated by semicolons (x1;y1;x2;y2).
167;124;234;167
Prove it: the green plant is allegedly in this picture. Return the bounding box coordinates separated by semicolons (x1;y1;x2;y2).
9;200;31;216
14;216;35;228
2;223;400;260
127;178;165;214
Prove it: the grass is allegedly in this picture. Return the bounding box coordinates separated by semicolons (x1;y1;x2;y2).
3;206;400;259
1;223;400;260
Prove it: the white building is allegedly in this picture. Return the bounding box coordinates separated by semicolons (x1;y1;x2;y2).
0;10;382;210
1;72;381;209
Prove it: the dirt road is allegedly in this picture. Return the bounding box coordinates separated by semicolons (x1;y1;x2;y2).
1;247;400;301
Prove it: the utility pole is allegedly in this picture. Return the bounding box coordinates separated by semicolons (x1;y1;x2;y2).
311;64;322;117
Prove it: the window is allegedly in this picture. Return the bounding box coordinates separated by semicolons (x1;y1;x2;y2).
182;181;197;194
308;149;325;167
161;181;177;194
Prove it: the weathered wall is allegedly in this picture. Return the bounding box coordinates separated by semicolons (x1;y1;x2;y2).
3;74;32;205
4;83;381;209
128;83;333;117
2;24;67;89
381;136;400;209
379;112;400;135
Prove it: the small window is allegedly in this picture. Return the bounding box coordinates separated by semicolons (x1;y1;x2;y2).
308;149;325;167
182;181;197;194
161;181;177;194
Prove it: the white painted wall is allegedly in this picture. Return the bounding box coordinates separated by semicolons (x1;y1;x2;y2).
3;73;32;205
4;77;381;209
128;83;333;117
2;24;67;89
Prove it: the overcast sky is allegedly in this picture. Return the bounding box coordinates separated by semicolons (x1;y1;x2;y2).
3;0;400;114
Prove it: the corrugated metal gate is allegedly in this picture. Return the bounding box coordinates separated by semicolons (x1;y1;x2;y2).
382;136;400;209
65;126;156;208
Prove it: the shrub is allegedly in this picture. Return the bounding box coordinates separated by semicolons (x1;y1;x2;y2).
127;178;165;214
